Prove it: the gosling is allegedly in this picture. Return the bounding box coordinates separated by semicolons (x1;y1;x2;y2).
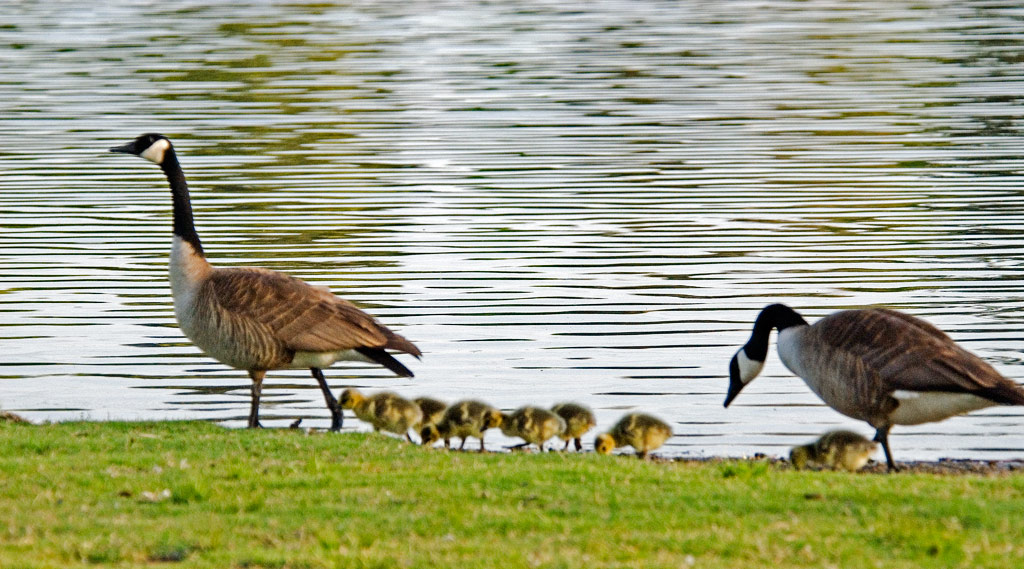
790;430;879;472
594;412;672;460
340;388;422;442
551;402;596;451
421;399;502;452
500;406;566;452
412;396;448;429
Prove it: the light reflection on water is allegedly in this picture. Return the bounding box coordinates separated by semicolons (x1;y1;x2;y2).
2;1;1024;460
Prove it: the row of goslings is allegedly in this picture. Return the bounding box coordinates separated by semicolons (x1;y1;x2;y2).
339;389;676;459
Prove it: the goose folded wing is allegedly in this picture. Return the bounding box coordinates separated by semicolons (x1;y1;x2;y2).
208;268;393;353
867;331;1024;405
821;308;1024;404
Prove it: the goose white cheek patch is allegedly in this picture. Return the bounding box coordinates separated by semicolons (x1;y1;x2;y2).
736;349;765;383
141;138;170;164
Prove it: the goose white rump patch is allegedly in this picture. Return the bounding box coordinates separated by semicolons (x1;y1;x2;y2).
889;390;998;425
290;349;371;369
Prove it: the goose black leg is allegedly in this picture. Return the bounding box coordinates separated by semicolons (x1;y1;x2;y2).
574;437;583;452
874;426;898;472
247;370;265;428
310;367;343;431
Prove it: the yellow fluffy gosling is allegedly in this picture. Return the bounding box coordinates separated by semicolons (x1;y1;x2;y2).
340;388;422;442
790;430;878;472
551;402;596;451
594;412;672;460
412;396;448;429
421;399;502;452
500;406;566;452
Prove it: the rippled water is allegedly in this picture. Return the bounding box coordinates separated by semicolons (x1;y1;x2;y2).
3;1;1024;460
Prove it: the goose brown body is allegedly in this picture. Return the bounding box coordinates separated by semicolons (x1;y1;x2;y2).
727;304;1024;470
112;133;420;430
178;264;418;372
780;309;1023;425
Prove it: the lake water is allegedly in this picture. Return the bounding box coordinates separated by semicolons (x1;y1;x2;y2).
3;0;1024;461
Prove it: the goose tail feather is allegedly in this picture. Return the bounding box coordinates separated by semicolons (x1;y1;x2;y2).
356;347;415;378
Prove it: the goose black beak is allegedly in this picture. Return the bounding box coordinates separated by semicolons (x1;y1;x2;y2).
109;142;135;154
724;355;744;408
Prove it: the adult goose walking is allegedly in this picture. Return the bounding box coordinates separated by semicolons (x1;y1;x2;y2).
110;133;421;430
725;303;1024;470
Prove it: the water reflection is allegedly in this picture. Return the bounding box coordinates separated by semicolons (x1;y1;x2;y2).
2;1;1024;460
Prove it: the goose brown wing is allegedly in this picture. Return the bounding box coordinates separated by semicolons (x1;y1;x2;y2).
818;309;1024;404
208;267;420;356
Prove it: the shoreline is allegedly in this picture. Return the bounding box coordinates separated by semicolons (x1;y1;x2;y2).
5;411;1022;475
664;454;1024;476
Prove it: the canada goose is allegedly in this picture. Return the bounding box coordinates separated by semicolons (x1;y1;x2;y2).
0;411;29;424
551;402;596;451
110;134;420;430
420;399;502;452
339;388;422;442
499;406;566;452
412;396;447;429
790;430;878;472
594;412;672;459
726;303;1024;471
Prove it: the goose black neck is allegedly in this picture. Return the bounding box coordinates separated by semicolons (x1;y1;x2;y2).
160;149;204;256
744;303;808;360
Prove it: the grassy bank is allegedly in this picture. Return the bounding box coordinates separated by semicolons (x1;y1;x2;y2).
1;421;1022;568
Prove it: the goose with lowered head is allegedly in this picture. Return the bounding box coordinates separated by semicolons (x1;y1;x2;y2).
726;303;1024;470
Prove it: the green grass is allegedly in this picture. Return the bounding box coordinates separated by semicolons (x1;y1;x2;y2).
1;421;1022;568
